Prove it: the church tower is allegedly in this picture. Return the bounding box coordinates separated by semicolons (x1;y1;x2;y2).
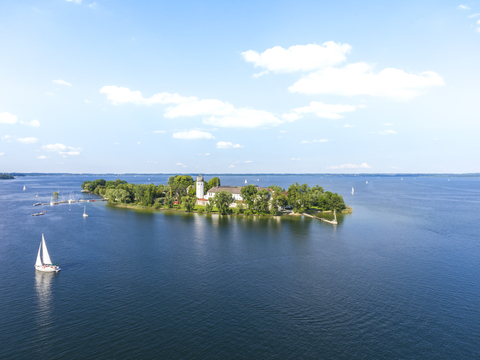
196;174;204;199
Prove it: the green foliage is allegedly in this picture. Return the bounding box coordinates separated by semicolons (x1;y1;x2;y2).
164;196;174;209
153;201;162;209
205;177;221;193
182;195;197;212
268;184;285;193
53;191;59;196
0;174;14;179
197;207;204;213
94;187;100;195
240;185;257;210
205;201;214;213
287;183;311;213
213;190;233;215
255;189;270;214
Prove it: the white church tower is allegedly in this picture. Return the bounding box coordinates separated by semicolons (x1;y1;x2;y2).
196;174;204;199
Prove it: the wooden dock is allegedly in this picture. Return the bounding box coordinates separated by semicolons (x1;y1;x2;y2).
302;212;338;225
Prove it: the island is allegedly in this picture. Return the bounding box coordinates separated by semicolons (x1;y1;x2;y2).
0;174;15;179
81;174;352;218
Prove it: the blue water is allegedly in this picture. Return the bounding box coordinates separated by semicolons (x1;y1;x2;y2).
0;175;479;359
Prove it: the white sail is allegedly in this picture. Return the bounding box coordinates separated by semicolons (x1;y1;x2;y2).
42;234;52;265
35;242;43;266
352;187;354;194
23;186;26;191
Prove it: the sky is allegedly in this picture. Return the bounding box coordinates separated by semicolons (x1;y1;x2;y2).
1;0;479;174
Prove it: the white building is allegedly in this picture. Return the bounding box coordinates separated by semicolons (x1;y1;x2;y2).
196;174;205;199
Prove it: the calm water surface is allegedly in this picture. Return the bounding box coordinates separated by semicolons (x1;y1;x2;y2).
0;175;479;359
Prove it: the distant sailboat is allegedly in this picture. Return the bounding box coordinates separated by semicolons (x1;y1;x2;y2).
245;180;247;184
351;187;354;195
35;234;61;272
23;185;26;191
83;206;88;218
366;181;368;184
401;178;403;180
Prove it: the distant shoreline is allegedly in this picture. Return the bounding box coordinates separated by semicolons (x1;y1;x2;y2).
2;173;480;178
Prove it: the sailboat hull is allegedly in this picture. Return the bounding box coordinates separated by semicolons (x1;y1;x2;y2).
35;265;61;272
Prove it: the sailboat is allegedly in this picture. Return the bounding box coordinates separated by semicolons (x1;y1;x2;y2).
351;187;354;195
83;206;88;217
33;193;41;206
366;181;368;184
245;180;247;184
35;234;61;272
23;185;26;191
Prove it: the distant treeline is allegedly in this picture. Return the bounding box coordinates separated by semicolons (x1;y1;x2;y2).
82;175;347;215
0;174;15;179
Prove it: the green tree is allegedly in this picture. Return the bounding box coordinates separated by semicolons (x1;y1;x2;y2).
205;201;214;213
182;194;197;212
240;185;258;210
105;189;117;203
213;191;233;215
164;195;174;209
205;177;221;192
53;191;59;196
255;189;270;214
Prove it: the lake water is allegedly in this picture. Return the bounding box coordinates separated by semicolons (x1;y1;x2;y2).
1;175;479;359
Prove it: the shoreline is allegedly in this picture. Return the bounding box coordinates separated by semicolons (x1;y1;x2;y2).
106;201;352;218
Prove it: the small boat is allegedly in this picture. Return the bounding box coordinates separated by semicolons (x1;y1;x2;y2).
351;187;354;195
83;206;88;218
23;186;26;191
35;234;61;272
33;202;41;206
401;178;403;180
32;212;44;216
148;178;150;180
245;180;247;184
366;181;368;184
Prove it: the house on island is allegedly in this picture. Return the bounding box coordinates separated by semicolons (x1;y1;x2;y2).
195;173;271;204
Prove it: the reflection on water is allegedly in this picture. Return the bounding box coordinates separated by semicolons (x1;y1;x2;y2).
35;272;55;328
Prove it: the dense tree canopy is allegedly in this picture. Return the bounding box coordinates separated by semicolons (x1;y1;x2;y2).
82;177;347;214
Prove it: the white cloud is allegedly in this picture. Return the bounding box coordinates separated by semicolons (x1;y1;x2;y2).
17;137;38;144
458;5;470;10
301;139;329;144
0;112;18;124
137;141;141;144
66;0;81;3
84;99;91;103
291;158;300;161
20;119;40;127
198;153;210;156
176;162;187;167
468;13;480;18
279;130;287;133
100;86;189;105
87;2;96;8
378;130;397;135
0;152;4;156
242;42;351;73
343;124;354;128
290;101;357;120
153;130;166;133
244;160;252;163
172;130;215;140
327;162;371;169
217;141;243;149
229;165;235;168
42;143;81;155
289;62;444;100
53;79;72;86
1;135;12;142
37;155;49;159
383;123;394;126
100;86;282;128
281;113;302;122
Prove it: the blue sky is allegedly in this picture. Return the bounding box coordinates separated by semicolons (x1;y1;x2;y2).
1;0;479;173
